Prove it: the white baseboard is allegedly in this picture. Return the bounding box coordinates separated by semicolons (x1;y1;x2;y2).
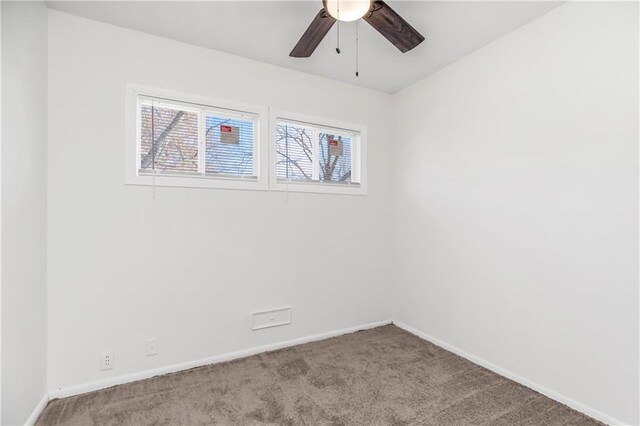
48;319;392;400
25;394;49;426
392;320;628;426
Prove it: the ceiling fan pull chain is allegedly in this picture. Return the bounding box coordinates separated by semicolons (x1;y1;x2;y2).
355;20;359;77
336;0;341;53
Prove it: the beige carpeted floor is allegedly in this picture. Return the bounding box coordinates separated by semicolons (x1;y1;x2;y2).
37;325;601;425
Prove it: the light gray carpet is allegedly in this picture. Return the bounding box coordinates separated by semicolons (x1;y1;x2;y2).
37;325;601;425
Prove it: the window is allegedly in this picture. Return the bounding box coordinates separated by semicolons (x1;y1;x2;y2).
126;85;266;190
139;100;200;175
271;112;366;195
126;86;366;195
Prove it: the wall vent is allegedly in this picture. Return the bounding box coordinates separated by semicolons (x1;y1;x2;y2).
252;307;292;330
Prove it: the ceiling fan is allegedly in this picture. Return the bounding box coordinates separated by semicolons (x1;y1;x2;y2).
290;0;424;58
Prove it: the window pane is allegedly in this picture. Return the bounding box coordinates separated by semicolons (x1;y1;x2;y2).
205;114;255;177
276;122;314;181
139;101;199;174
318;132;353;183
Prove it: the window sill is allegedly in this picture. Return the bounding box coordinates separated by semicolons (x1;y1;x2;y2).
125;173;267;191
125;174;367;195
269;180;367;196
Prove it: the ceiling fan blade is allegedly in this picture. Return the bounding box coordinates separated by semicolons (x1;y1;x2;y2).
290;9;336;58
364;1;424;53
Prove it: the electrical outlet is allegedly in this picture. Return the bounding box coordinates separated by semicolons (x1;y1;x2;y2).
146;338;159;356
101;351;114;370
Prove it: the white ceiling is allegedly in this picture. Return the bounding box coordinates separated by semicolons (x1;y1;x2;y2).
46;1;563;93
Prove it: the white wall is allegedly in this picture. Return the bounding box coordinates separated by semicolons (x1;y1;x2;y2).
1;1;48;424
392;2;639;424
47;10;393;392
46;3;640;424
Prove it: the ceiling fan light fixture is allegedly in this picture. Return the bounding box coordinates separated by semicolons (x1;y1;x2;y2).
290;0;424;58
323;0;372;22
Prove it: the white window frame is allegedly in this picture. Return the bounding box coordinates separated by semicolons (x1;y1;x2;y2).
269;109;367;196
125;84;268;191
